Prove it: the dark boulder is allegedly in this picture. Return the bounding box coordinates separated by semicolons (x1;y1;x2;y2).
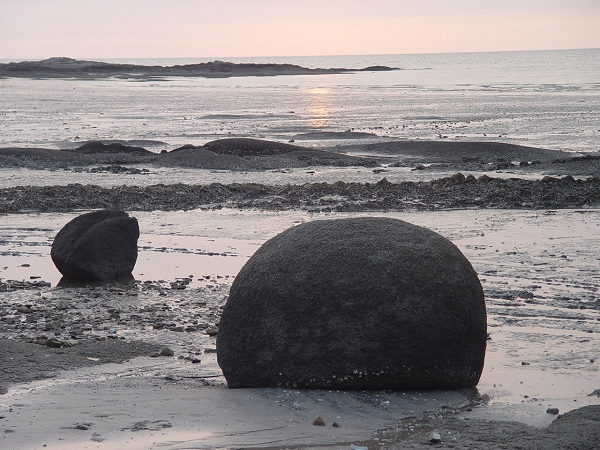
51;210;139;281
217;217;486;390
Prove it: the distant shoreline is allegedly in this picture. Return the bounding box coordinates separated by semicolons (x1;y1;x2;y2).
0;57;399;79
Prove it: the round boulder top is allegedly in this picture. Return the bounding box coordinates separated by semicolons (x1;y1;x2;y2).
217;217;487;390
51;210;139;282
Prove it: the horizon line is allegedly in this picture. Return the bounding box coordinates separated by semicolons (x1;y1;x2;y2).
1;46;598;62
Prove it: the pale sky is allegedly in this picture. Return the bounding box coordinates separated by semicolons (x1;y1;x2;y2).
1;0;599;59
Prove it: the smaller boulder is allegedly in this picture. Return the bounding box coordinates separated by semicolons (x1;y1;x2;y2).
51;210;139;281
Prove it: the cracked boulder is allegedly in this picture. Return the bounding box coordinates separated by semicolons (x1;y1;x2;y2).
51;210;139;281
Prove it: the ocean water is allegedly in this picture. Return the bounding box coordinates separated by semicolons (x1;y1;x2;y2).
1;48;599;153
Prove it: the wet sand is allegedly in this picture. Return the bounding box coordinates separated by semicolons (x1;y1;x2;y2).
1;208;599;449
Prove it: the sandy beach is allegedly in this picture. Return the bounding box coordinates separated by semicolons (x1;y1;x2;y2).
1;196;599;448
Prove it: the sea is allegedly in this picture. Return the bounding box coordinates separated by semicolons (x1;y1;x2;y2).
1;48;599;155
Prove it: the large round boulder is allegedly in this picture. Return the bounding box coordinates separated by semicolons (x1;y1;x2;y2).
217;217;486;390
51;210;139;281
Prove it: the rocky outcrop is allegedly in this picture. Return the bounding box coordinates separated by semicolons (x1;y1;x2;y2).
202;138;306;156
0;57;398;79
51;210;139;281
156;139;379;169
71;141;153;156
217;217;487;390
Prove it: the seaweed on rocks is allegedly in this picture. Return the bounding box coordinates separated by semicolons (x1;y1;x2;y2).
1;175;599;213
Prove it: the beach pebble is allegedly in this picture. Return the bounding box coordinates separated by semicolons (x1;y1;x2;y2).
46;338;63;348
56;300;70;310
205;327;218;336
546;407;560;415
160;347;174;357
313;417;325;426
429;432;442;443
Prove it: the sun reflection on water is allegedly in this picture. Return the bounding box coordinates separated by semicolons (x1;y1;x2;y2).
306;87;330;128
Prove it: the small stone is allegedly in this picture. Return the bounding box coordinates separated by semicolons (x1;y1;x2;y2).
429;432;442;443
332;422;340;428
46;338;63;348
35;336;49;345
313;417;325;426
546;407;559;415
521;361;530;366
56;300;70;310
160;347;174;357
191;358;201;364
205;327;219;337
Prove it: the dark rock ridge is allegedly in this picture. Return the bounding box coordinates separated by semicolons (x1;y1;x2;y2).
217;217;487;389
202;138;309;156
72;141;153;156
158;138;379;169
339;140;572;163
1;139;590;172
2;174;599;213
0;138;378;169
0;57;399;79
51;210;139;281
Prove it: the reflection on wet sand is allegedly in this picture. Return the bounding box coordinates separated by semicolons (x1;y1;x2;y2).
306;87;330;128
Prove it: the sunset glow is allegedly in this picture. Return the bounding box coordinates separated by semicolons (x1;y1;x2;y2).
0;0;599;59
